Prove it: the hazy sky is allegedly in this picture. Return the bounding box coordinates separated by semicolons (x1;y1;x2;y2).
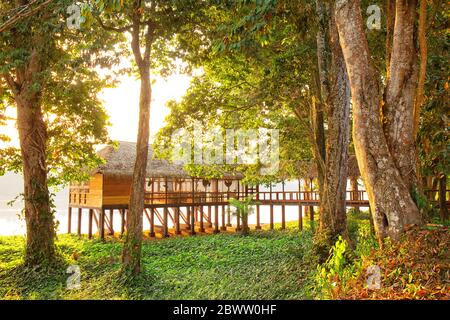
0;69;192;147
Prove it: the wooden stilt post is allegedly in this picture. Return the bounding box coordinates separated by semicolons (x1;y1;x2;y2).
68;207;72;234
108;209;114;235
236;208;241;231
88;209;93;239
225;180;232;227
190;207;196;235
187;206;191;229
199;206;205;232
99;209;105;240
120;209;125;236
163;207;169;237
226;205;231;227
270;184;274;230
255;184;261;230
214;179;219;233
77;208;82;236
149;208;155;237
191;178;196;235
298;205;303;230
175;207;181;235
214;204;219;234
207;205;212;226
221;205;226;231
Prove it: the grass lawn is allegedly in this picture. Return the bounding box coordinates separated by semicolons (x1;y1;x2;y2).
0;225;318;300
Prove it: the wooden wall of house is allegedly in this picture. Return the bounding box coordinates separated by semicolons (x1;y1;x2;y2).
69;173;103;208
102;174;132;206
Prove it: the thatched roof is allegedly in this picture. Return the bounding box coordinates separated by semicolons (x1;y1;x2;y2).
94;141;360;180
95;141;189;178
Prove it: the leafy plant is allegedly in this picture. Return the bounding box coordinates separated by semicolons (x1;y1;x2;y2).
229;195;260;236
313;236;356;299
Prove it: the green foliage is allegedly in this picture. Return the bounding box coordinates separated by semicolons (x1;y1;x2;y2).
0;231;316;299
313;236;351;299
229;194;260;219
313;211;378;299
0;0;120;185
418;0;449;178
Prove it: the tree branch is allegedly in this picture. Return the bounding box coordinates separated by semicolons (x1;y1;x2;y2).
95;15;133;33
0;0;54;33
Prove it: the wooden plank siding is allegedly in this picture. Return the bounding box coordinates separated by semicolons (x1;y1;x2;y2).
69;173;103;208
102;175;132;206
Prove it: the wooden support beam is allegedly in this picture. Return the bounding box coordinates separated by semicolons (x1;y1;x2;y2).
190;178;196;235
236;207;241;231
255;185;261;230
77;208;82;236
199;206;205;232
186;206;191;229
163;207;169;237
207;205;212;224
226;205;231;227
298;205;303;230
270;204;274;230
220;205;226;231
214;204;219;234
99;209;105;240
120;209;125;236
88;209;93;239
67;207;72;234
190;207;196;235
149;208;155;237
175;207;181;235
108;209;114;235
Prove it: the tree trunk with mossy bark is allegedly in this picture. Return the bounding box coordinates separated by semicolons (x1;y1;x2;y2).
122;18;154;276
383;0;419;192
3;46;56;266
18;95;56;266
335;0;421;242
316;2;351;242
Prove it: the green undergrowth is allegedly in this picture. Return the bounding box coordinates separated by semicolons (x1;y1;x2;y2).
0;229;317;300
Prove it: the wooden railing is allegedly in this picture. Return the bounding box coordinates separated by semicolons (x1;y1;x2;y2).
142;190;369;205
69;186;89;205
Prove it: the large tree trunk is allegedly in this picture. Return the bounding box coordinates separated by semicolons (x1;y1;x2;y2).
4;44;56;265
383;0;419;192
17;94;56;266
313;0;329;226
122;21;153;275
122;68;151;275
335;0;421;242
318;5;351;240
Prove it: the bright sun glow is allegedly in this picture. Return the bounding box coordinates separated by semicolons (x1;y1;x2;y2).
0;68;192;147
